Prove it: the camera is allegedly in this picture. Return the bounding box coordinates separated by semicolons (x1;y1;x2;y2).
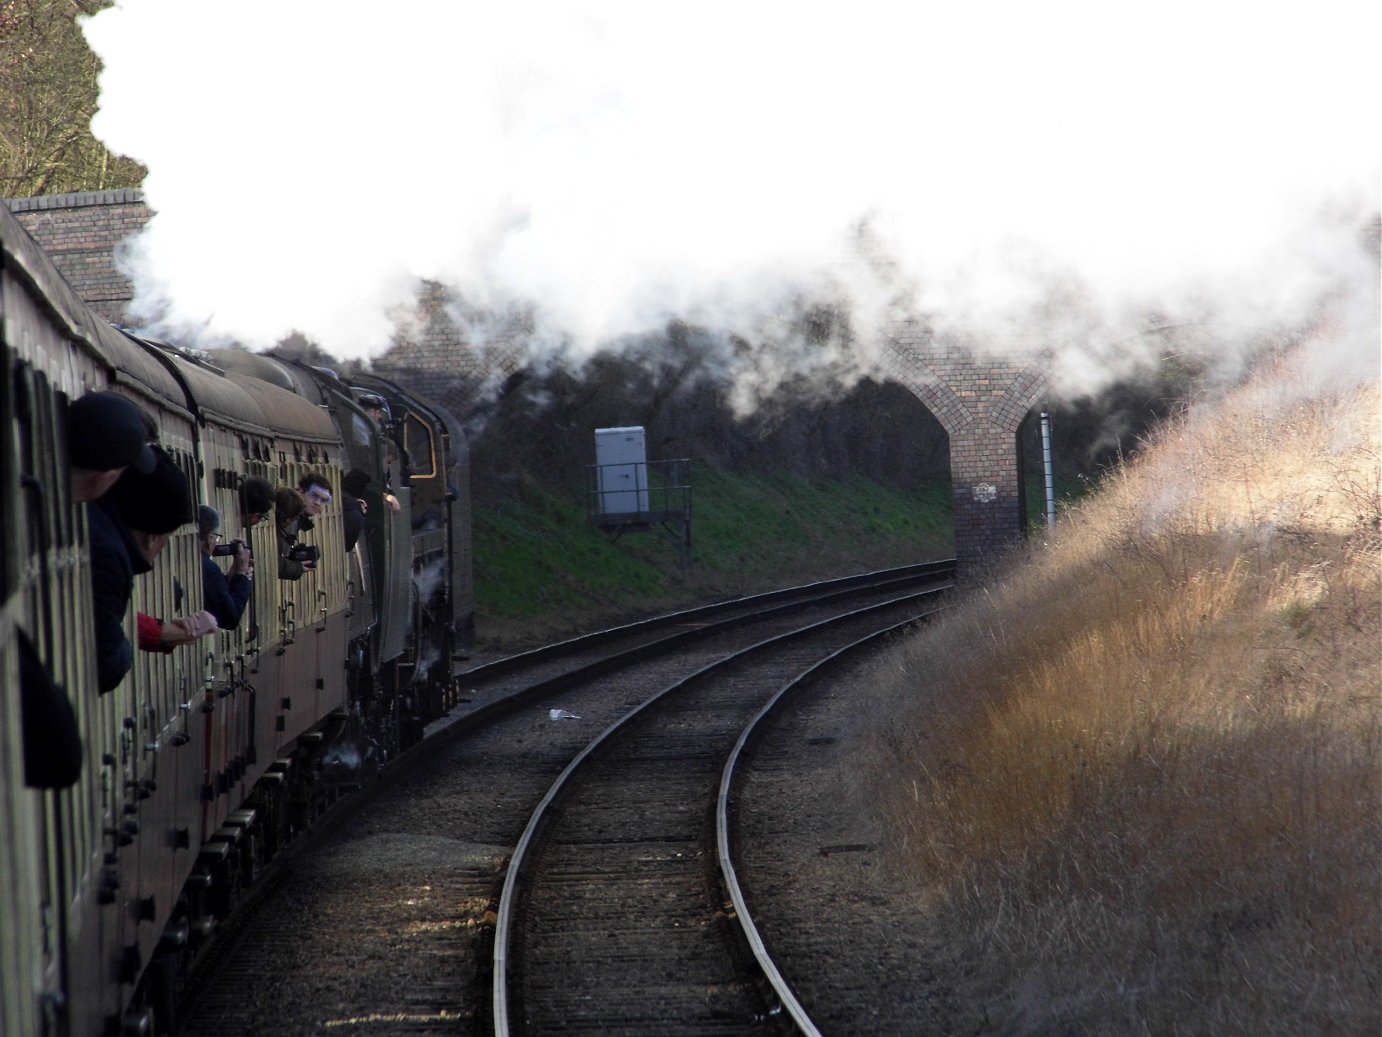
287;543;320;564
212;539;246;557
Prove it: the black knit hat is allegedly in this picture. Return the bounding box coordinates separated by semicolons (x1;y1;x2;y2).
67;392;156;475
240;476;274;516
342;468;371;497
109;446;194;534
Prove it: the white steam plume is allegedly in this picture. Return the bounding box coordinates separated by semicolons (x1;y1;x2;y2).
82;1;1380;398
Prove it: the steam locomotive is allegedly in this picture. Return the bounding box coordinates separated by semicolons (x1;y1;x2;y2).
1;198;474;1036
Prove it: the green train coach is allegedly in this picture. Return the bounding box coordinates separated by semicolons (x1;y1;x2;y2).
1;198;473;1037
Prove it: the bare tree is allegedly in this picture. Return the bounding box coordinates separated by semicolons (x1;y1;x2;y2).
0;0;145;197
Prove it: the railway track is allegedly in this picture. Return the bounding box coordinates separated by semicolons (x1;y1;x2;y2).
174;562;953;1036
429;561;953;730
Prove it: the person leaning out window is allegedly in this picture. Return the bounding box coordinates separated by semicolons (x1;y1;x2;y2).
198;505;252;630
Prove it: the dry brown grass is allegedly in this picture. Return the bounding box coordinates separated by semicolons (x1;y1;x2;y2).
868;344;1381;1035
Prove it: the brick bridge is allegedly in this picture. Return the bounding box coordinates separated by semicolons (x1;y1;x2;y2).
8;190;1047;571
887;320;1049;570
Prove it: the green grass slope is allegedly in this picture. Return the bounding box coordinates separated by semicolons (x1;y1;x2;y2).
471;461;955;648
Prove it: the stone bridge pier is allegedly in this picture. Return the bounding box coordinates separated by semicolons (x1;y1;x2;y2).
887;321;1049;574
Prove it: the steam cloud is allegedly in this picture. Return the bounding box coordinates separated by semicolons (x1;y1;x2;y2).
82;1;1379;401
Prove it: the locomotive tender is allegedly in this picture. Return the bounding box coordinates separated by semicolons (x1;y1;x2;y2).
1;198;473;1036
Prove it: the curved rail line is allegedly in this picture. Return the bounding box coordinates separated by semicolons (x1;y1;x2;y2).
409;560;955;761
173;562;954;1035
491;588;950;1035
715;612;947;1035
243;561;957;852
462;561;953;681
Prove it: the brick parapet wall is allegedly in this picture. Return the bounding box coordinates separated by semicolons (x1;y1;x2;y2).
6;189;151;325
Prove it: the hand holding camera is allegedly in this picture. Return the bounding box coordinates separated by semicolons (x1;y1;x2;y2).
213;538;253;576
287;543;320;569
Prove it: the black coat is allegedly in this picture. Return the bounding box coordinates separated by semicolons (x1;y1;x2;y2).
342;493;365;552
202;553;251;630
88;496;149;694
277;517;306;580
19;629;82;788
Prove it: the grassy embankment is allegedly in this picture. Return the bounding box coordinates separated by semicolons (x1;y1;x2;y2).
867;350;1381;1035
470;462;957;649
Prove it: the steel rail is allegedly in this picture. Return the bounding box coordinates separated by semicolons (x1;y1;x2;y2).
715;606;950;1035
461;559;955;681
491;583;951;1037
419;562;956;759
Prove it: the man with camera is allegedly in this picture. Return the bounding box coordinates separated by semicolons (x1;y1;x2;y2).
274;486;320;580
198;505;252;630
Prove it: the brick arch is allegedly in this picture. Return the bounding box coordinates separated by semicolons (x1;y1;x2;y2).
884;319;1050;572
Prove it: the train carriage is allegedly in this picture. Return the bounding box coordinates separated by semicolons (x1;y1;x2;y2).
2;196;473;1036
2;196;194;1037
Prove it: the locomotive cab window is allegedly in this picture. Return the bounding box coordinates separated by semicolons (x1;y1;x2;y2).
402;413;435;479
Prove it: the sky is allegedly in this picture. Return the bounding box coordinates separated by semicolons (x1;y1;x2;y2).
82;1;1380;401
